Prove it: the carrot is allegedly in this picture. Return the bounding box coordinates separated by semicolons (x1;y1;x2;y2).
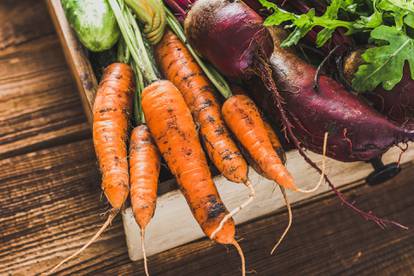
234;113;293;256
112;9;161;275
142;80;232;241
222;94;296;190
129;125;160;276
142;80;245;275
232;85;286;164
93;63;135;209
155;30;248;184
49;63;135;274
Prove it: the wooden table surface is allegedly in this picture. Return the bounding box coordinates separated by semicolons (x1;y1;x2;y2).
1;1;414;275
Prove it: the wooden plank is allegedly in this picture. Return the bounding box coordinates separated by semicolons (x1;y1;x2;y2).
0;140;125;276
0;36;90;159
0;1;89;160
46;0;98;124
123;144;414;261
0;0;54;50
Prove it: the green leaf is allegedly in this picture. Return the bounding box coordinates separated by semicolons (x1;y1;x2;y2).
405;13;414;27
316;28;335;47
377;0;414;29
281;25;313;47
260;0;357;47
352;25;414;92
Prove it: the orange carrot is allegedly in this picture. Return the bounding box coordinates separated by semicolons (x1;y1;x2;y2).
240;118;293;256
142;80;245;274
130;125;160;229
231;85;286;165
49;63;135;273
220;92;294;256
155;30;248;184
142;80;234;242
129;125;160;276
93;63;135;208
222;94;296;190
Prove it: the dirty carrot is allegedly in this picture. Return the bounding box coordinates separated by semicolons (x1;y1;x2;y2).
222;94;296;190
129;125;160;276
236;114;293;255
94;63;135;209
142;80;245;275
49;63;135;274
129;62;160;276
112;5;161;275
142;80;233;242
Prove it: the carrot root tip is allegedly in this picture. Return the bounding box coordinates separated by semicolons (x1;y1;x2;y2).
210;180;256;240
232;240;246;276
48;209;119;274
296;132;328;194
270;186;293;255
141;229;150;276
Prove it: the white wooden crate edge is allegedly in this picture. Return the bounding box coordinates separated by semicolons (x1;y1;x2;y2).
123;144;414;261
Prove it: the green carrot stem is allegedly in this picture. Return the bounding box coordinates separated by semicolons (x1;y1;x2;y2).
117;37;131;64
109;0;159;83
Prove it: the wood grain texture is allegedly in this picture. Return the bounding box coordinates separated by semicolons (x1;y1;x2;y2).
0;140;125;275
1;1;414;276
0;0;54;49
0;0;89;160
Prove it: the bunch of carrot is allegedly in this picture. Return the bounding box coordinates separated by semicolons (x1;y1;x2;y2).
48;0;316;275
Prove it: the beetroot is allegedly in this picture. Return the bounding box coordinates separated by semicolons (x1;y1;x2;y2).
365;69;414;126
185;0;273;78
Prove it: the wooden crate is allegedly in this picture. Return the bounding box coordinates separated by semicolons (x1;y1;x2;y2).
46;0;414;262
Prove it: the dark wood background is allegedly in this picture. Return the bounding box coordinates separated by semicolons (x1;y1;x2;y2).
1;1;413;275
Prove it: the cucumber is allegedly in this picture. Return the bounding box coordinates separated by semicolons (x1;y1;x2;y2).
62;0;120;52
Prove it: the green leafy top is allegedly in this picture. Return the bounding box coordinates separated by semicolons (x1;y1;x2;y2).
259;0;414;92
352;25;414;91
259;0;357;48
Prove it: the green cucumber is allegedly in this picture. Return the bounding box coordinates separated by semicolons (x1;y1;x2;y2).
62;0;120;52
